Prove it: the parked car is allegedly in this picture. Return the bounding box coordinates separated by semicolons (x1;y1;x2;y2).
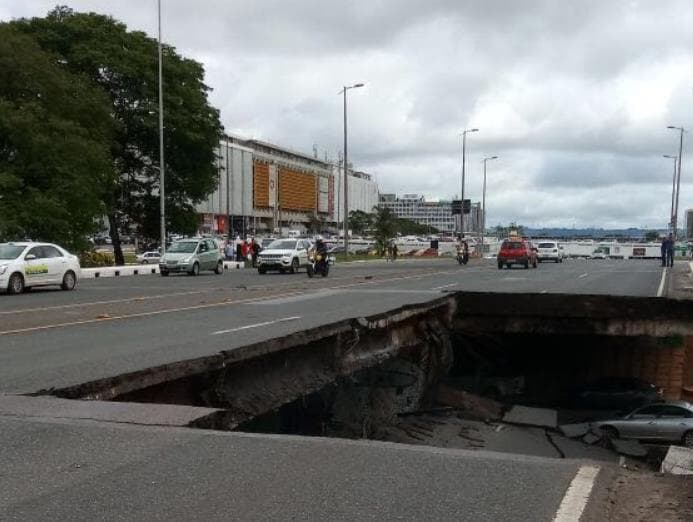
536;241;564;263
594;401;693;447
136;251;161;264
567;377;663;410
257;239;312;274
159;239;224;276
0;242;81;294
497;238;538;269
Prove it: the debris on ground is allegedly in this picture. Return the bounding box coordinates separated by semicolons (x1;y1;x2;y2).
436;384;503;420
600;468;693;521
559;422;590;438
611;438;648;457
502;405;558;429
660;446;693;475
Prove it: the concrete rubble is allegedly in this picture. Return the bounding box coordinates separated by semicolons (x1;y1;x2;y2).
559;423;590;438
611;438;648;457
502;405;558;429
660;446;693;475
436;384;503;420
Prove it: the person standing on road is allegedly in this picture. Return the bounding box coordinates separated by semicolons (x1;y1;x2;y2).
661;237;668;267
234;236;243;262
666;234;675;267
251;238;260;268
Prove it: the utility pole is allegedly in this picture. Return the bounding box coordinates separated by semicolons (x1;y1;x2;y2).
340;83;364;255
158;0;166;253
667;126;685;239
460;128;479;234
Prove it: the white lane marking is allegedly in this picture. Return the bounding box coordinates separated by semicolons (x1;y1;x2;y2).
0;290;205;315
577;273;589;279
540;290;548;294
431;283;457;290
0;268;458;336
211;316;301;335
552;465;600;522
657;267;667;297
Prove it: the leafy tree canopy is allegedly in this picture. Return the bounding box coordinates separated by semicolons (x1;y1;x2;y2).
14;6;223;263
0;24;113;250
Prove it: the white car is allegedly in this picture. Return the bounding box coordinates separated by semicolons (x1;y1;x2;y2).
536;241;564;263
0;242;81;294
136;251;161;264
257;238;312;274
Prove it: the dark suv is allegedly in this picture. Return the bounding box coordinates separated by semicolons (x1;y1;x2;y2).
497;238;537;269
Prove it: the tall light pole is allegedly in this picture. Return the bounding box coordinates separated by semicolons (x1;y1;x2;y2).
340;82;364;256
158;0;166;254
481;156;498;254
667;126;685;239
460;128;479;234
663;154;678;231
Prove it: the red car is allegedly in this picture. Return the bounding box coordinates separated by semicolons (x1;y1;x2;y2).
497;238;538;269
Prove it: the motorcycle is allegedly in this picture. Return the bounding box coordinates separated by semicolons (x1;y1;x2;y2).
307;252;329;278
456;248;469;265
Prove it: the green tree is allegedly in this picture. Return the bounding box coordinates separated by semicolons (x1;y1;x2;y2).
348;210;373;235
372;206;398;256
16;7;223;264
644;230;659;242
0;25;113;250
396;218;439;236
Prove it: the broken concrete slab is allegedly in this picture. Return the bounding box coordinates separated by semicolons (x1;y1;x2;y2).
611;438;648;457
660;446;693;475
436;385;503;420
582;432;601;445
559;423;590;438
0;394;221;427
502;405;558;429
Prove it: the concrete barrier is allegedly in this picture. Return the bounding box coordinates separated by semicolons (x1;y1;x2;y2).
81;262;244;279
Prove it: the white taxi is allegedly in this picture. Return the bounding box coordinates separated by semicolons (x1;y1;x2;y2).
0;242;81;295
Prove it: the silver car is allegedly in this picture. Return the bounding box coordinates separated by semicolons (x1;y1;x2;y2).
159;239;224;276
595;401;693;447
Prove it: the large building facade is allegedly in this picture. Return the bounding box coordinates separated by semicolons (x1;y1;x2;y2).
378;194;484;234
196;135;379;236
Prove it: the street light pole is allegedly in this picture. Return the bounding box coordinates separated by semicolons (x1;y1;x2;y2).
158;0;166;254
460;128;479;234
481;156;498;255
340;83;364;256
663;154;678;230
667;126;685;239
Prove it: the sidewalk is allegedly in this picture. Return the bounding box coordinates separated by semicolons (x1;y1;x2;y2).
665;261;693;300
81;261;245;279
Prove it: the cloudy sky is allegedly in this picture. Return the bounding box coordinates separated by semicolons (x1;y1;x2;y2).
3;1;693;229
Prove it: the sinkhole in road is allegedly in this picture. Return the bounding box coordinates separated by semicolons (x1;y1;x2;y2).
52;292;693;448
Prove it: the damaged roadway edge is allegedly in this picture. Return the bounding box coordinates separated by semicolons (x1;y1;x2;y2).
45;294;458;404
37;291;693;433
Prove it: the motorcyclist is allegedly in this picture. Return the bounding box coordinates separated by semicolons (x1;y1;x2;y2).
313;236;328;271
456;235;469;264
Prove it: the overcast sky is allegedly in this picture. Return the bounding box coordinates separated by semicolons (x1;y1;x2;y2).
3;1;693;229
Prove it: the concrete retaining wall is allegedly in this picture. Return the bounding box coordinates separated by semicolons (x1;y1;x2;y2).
81;262;245;279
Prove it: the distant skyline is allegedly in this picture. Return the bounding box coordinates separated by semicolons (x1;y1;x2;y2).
2;1;692;228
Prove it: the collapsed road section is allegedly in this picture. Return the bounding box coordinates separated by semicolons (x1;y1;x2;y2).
48;292;693;449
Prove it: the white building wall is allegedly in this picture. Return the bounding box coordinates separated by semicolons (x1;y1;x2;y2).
332;168;379;222
196;139;253;218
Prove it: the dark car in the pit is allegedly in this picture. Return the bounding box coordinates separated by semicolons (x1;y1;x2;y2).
566;377;663;410
497;238;537;269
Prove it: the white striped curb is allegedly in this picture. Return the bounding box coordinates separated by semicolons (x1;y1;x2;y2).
81;262;245;279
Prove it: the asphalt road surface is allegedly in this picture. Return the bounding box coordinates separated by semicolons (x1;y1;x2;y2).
0;258;666;394
0;414;607;522
0;257;667;520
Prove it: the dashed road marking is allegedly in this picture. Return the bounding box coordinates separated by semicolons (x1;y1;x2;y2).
211;316;301;335
577;273;589;279
431;283;457;290
553;465;600;522
657;267;667;297
0;268;458;336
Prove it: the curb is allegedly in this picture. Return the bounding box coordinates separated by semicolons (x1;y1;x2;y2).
81;262;245;279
